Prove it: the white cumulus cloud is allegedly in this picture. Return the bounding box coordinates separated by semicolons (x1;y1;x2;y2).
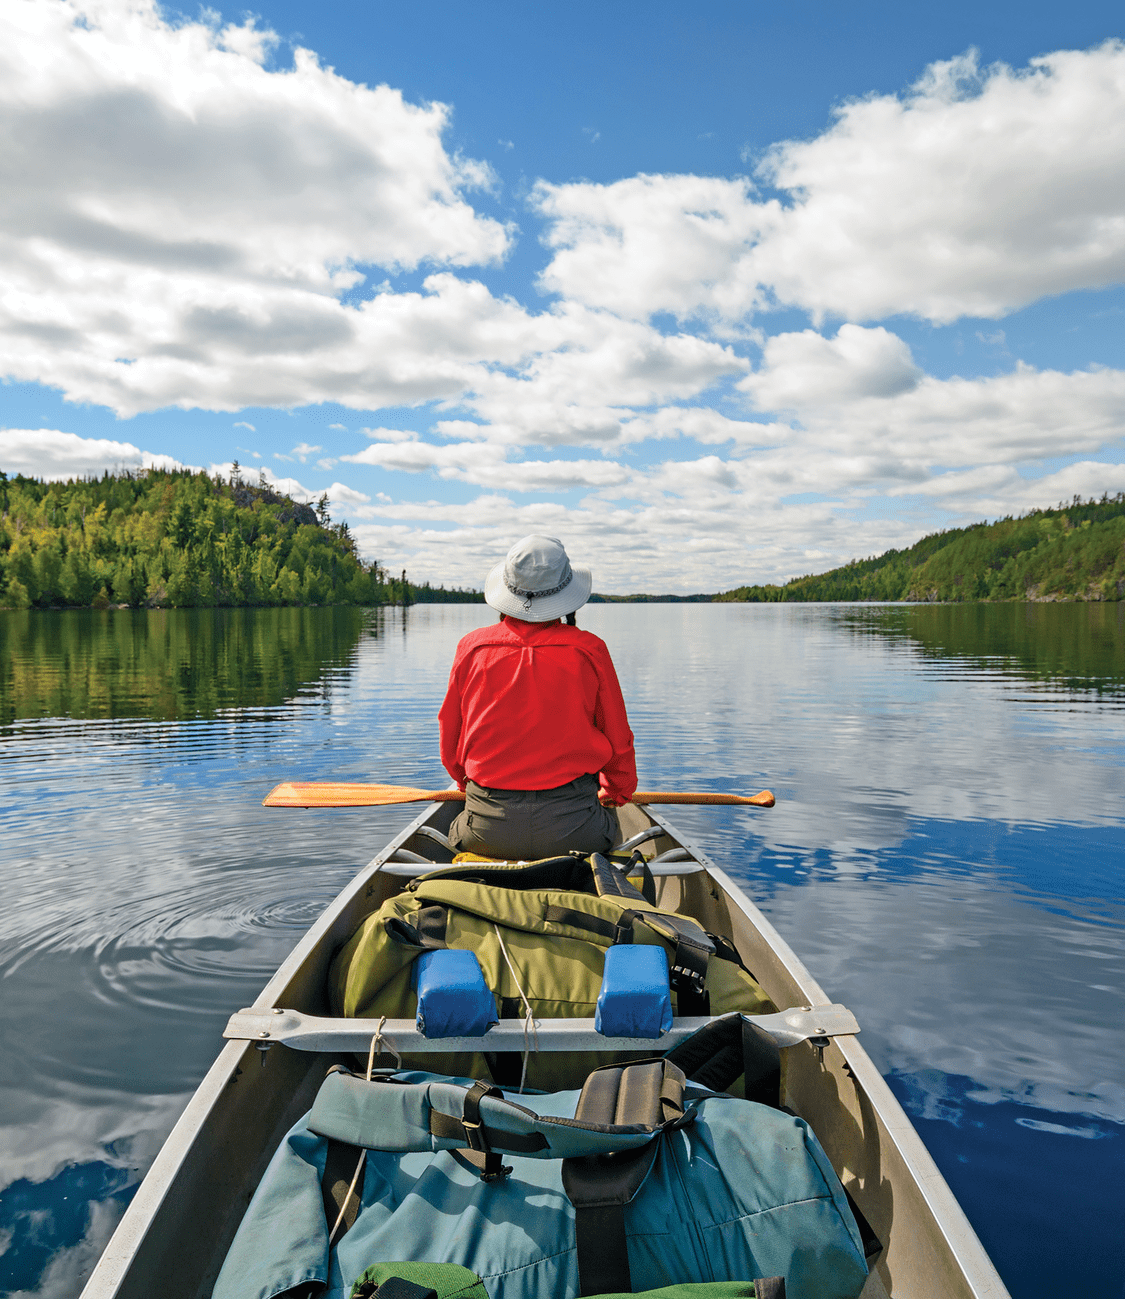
0;0;510;414
326;481;371;506
534;43;1125;327
342;439;630;492
740;325;922;410
0;428;185;479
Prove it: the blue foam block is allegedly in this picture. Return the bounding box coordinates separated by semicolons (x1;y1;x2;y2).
594;943;674;1038
412;949;498;1038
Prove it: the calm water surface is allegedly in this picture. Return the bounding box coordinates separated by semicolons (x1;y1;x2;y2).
0;603;1122;1299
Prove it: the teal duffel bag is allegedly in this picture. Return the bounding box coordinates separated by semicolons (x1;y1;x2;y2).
213;1056;867;1299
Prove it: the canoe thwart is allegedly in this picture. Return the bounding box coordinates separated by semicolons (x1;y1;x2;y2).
222;1004;859;1054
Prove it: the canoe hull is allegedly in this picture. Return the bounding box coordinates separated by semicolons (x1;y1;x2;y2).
80;801;1010;1299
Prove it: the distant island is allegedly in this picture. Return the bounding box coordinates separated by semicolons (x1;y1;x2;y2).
0;468;481;610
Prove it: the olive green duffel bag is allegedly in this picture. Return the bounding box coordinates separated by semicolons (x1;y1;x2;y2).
328;853;774;1092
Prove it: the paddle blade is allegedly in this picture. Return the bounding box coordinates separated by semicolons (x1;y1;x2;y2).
263;783;466;808
631;790;775;808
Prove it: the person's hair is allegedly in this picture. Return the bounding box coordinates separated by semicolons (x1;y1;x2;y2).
499;612;577;625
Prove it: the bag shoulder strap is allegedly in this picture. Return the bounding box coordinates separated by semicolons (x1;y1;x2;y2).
407;857;594;893
665;1013;781;1107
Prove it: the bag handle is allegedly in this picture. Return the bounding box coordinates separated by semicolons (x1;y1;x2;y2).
308;1058;690;1163
561;1059;687;1296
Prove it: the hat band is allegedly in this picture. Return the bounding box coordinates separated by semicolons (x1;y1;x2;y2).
505;565;573;606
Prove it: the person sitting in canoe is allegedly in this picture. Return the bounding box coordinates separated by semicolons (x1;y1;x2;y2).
439;534;637;859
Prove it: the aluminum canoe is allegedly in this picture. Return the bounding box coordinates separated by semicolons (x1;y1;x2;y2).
80;799;1011;1299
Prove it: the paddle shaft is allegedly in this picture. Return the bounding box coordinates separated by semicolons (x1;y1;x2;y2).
263;782;774;808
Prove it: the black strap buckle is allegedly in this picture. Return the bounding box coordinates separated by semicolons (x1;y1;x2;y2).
669;942;708;994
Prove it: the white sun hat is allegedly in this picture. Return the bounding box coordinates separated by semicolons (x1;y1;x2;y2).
484;535;593;622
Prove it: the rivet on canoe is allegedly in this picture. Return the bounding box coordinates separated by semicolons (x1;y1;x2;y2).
258;1031;270;1038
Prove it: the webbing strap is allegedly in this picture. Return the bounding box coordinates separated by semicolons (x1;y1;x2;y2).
569;1170;648;1295
484;996;527;1088
545;905;620;941
667;936;711;1017
563;1136;661;1296
543;901;714;971
615;910;642;944
631;854;657;906
709;932;750;970
428;1110;549;1154
459;1081;512;1180
321;1137;364;1241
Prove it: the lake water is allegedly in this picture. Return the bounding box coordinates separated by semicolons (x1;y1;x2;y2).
0;603;1122;1299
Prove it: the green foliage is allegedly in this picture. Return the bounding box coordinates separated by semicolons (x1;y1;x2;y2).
0;468;389;609
716;494;1125;604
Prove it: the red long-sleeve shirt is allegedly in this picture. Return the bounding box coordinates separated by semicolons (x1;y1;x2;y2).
439;618;638;805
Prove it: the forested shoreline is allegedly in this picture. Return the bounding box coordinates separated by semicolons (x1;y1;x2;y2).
0;468;480;610
6;472;1123;610
716;495;1125;604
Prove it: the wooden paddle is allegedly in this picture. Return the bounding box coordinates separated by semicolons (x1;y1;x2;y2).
263;782;775;809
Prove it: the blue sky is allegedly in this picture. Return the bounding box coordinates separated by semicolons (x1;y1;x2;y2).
2;0;1124;591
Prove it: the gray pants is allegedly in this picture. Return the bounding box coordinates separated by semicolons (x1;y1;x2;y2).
448;773;619;860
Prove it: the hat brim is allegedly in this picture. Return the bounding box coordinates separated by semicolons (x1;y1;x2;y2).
484;561;593;621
